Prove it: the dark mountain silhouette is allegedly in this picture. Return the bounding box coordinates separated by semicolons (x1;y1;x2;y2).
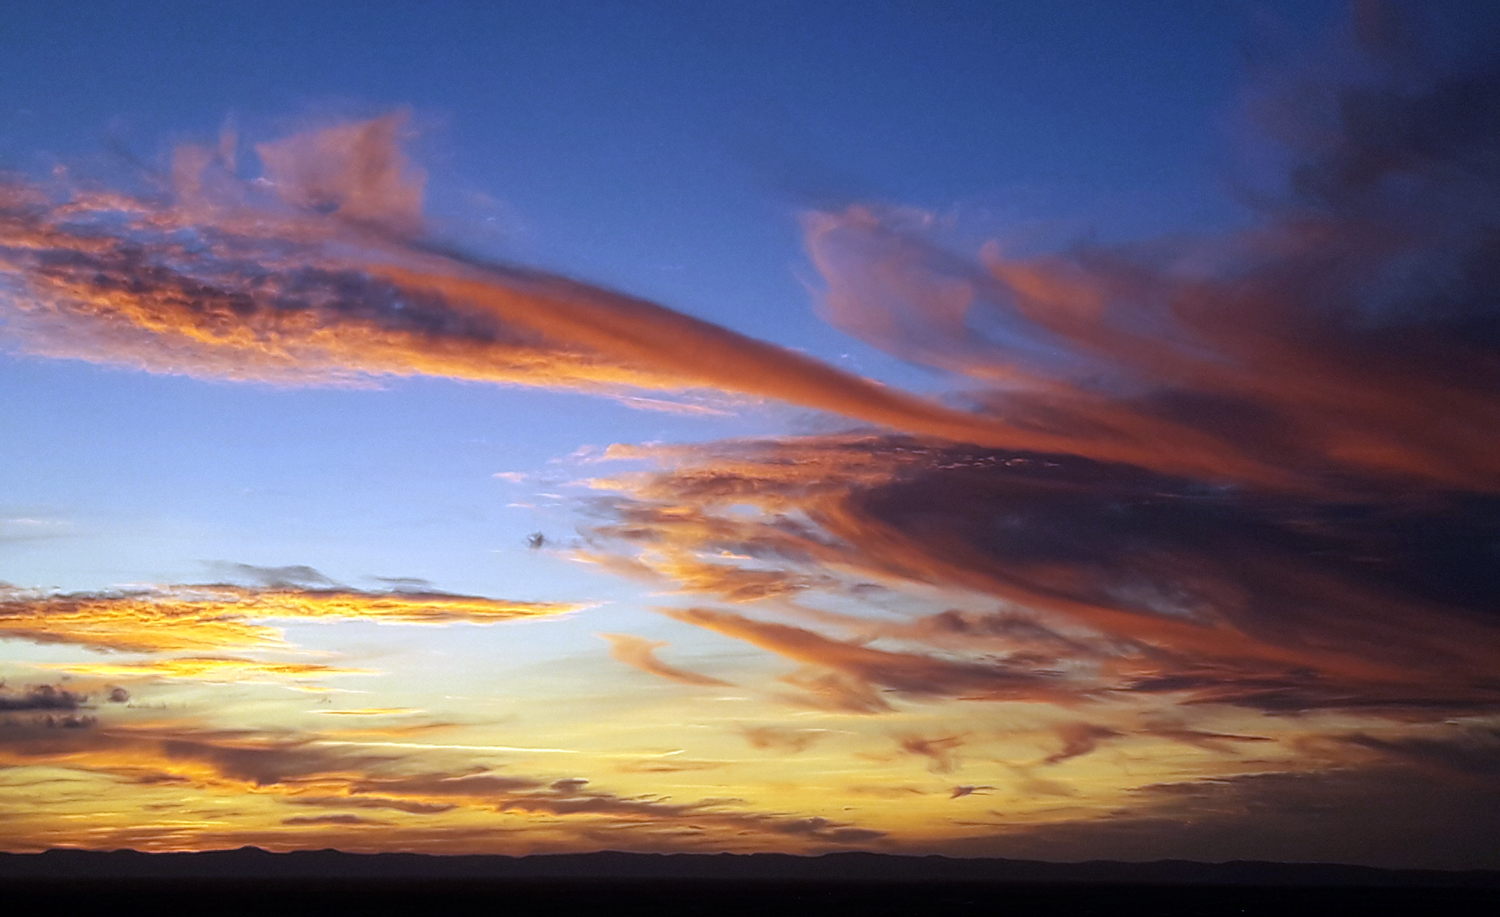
4;849;1495;916
1;847;1497;885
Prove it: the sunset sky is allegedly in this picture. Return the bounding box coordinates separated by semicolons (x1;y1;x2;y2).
2;0;1498;868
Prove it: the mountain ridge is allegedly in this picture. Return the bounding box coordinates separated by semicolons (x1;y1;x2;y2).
3;848;1496;886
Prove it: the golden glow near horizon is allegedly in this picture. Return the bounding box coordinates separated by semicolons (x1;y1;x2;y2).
1;556;1489;859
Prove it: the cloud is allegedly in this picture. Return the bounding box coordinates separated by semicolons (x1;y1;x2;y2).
895;733;966;774
1344;727;1500;779
206;563;339;589
738;726;825;754
586;434;1500;720
283;794;456;815
1;114;1104;449
253;112;424;235
802;41;1500;491
348;768;881;845
0;581;585;653
40;656;369;685
942;762;1500;870
667;607;1079;708
1141;724;1272;755
281;813;386;826
0;715;886;849
1043;723;1123;766
0;683;87;711
0;721;399;788
597;633;731;687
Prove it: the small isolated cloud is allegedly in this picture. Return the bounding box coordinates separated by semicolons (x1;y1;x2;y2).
739;725;825;754
206;563;339;589
550;778;589;795
896;733;966;774
598;633;730;687
1044;723;1124;766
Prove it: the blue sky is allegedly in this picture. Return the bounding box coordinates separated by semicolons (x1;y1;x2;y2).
0;0;1336;593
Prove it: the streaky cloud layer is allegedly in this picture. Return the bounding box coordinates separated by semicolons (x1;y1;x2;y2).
3;106;1463;491
575;11;1500;730
2;113;1197;475
0;582;583;654
587;433;1500;717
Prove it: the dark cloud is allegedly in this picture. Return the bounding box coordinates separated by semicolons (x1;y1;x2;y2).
572;4;1500;734
1142;725;1273;755
1344;726;1500;779
939;762;1500;869
281;813;385;826
206;562;339;589
671;607;1078;709
495;787;884;846
0;721;397;787
0;683;87;711
590;436;1500;720
36;714;98;729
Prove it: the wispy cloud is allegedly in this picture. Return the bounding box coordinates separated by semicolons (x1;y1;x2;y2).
597;633;731;687
0;113;1075;448
0;579;585;654
895;733;966;774
584;434;1500;719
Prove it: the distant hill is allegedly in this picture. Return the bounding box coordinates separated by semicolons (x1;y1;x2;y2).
3;847;1497;886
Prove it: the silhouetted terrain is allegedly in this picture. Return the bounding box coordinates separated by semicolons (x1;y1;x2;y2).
1;847;1497;884
3;849;1496;916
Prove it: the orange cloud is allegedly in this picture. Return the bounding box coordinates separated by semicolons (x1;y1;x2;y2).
597;633;731;687
39;656;369;684
0;583;584;653
584;433;1500;720
5;114;1452;492
1;115;1148;457
667;607;1082;707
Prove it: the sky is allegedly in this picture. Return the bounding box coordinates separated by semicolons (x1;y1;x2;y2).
2;0;1498;867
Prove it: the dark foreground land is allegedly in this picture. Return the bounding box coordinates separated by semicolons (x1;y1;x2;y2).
3;850;1497;916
